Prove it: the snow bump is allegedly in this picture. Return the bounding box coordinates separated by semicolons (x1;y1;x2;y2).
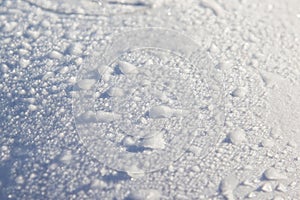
149;105;173;119
77;79;96;90
141;132;165;150
263;168;287;181
228;128;247;145
96;111;121;122
107;87;124;97
118;61;139;75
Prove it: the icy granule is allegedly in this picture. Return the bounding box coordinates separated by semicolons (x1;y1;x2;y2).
73;28;224;174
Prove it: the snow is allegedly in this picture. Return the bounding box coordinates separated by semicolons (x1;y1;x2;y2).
247;192;256;198
260;139;275;148
121;135;135;147
96;110;121;122
148;105;173;119
1;64;9;73
106;87;124;97
227;128;247;145
123;165;145;179
231;87;248;98
67;43;84;55
220;175;238;200
19;58;30;68
1;0;300;199
76;79;96;90
118;61;139;75
28;104;38;111
276;183;287;193
200;0;225;16
15;176;25;185
273;196;285;200
260;182;273;193
140;131;166;150
127;189;162;200
49;50;63;60
263;168;287;181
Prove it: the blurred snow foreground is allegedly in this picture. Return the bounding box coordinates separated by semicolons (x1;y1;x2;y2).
0;0;300;199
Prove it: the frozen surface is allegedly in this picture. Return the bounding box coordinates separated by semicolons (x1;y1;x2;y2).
0;0;299;199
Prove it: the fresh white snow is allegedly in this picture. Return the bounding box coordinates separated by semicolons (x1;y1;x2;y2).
0;0;299;199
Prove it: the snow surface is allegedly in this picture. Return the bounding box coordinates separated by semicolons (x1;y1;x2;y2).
0;0;300;199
